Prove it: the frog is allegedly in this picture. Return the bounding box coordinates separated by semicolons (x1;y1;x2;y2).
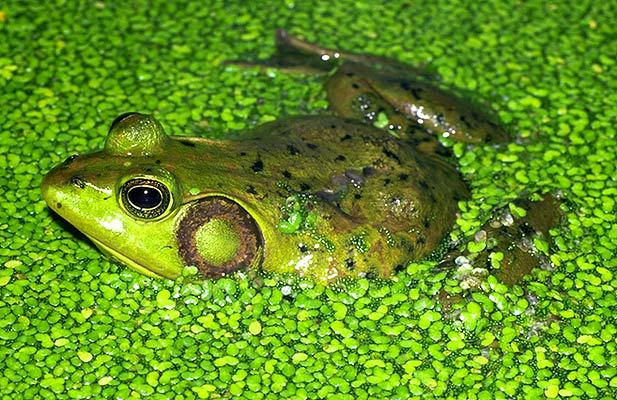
41;30;561;285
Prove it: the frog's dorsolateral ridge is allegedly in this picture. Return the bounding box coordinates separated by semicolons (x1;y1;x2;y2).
41;31;561;284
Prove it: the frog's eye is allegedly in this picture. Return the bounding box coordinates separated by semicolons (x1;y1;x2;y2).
120;178;171;219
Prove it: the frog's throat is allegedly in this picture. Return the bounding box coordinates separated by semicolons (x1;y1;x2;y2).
84;234;165;279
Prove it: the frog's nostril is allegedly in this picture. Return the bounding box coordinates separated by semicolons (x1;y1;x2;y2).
70;176;86;189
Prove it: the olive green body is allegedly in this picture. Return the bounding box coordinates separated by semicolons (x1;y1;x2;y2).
41;31;517;283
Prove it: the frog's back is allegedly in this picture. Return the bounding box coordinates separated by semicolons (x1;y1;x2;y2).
233;116;469;278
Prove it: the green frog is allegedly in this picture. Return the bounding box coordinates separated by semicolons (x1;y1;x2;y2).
41;30;561;284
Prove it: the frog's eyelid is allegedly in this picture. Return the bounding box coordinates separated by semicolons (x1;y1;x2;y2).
109;112;141;131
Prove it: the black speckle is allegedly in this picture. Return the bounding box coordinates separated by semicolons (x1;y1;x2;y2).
56;202;62;209
335;155;346;162
398;173;409;181
345;72;355;77
70;176;86;189
246;185;258;195
239;152;247;157
155;159;162;164
362;166;376;177
345;258;355;270
340;134;352;142
419;180;429;189
520;222;535;236
382;147;401;164
299;183;311;191
299;244;309;253
145;168;152;172
401;82;424;100
179;140;196;147
251;159;264;173
282;170;292;179
423;217;431;228
394;264;405;273
306;143;318;150
435;145;452;157
436;113;446;126
410;88;423;100
315;190;337;202
354;193;362;200
62;155;77;166
352;83;359;89
417;237;426;245
384;178;392;186
330;124;337;129
459;115;473;128
287;144;300;156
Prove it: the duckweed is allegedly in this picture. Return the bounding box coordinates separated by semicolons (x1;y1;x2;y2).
1;0;616;399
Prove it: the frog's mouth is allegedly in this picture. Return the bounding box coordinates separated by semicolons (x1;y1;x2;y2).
84;234;166;279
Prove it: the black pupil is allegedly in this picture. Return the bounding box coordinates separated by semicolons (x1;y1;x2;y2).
128;186;162;210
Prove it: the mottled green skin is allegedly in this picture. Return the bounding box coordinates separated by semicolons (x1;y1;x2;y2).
41;31;510;283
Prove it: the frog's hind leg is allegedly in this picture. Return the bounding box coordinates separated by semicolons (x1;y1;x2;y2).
324;61;509;147
439;193;563;288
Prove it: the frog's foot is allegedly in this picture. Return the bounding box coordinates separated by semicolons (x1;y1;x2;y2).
225;29;341;74
227;29;438;78
439;193;563;287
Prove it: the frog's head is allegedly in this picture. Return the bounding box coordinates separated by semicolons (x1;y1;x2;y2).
42;113;263;280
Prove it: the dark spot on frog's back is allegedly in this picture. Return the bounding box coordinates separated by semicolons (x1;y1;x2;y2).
400;81;423;100
306;143;318;150
340;134;352;142
251;159;264;173
362;166;376;177
460;114;473;128
382;147;401;164
246;185;258;195
287;144;300;156
179;140;196;147
282;170;292;179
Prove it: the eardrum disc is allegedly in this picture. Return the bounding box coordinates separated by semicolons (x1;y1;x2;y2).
176;197;263;278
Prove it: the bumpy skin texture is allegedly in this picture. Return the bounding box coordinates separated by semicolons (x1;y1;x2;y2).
41;31;555;283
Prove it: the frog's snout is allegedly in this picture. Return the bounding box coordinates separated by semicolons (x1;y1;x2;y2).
41;165;67;213
41;162;86;215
